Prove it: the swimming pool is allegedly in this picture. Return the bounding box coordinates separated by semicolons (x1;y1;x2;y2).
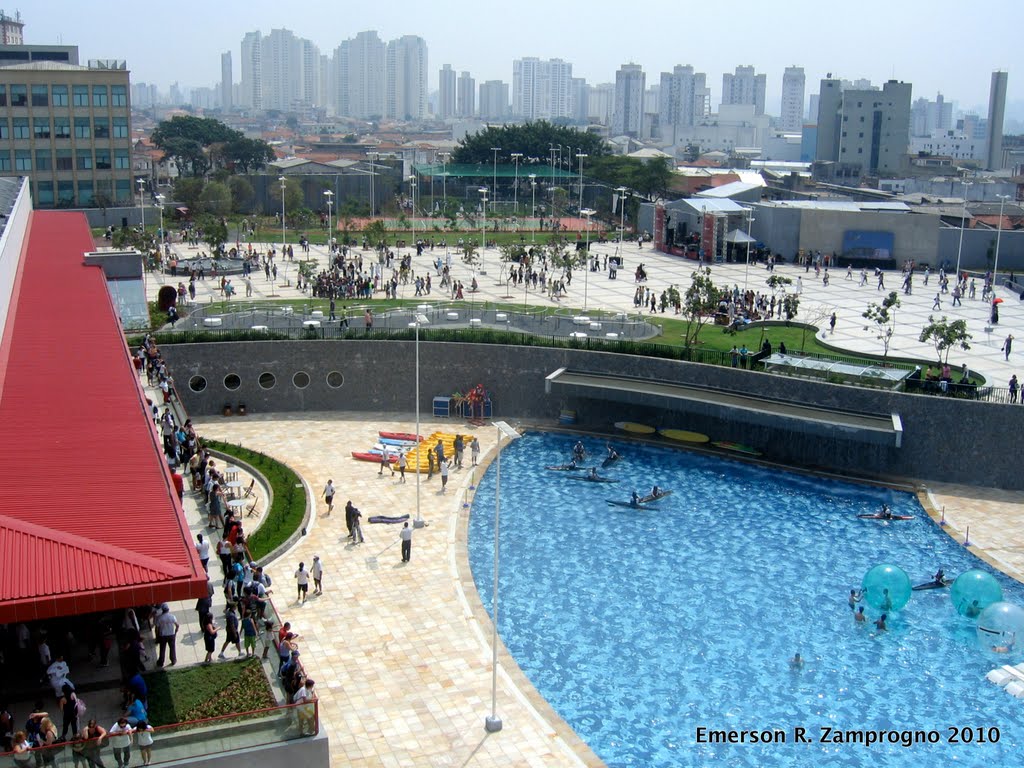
467;433;1024;767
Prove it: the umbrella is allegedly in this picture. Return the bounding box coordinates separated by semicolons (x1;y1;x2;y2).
994;298;1005;304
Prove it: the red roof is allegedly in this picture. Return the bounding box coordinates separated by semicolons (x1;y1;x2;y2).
0;210;208;622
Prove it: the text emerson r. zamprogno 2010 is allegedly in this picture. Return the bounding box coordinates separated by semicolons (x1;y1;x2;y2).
695;726;1001;747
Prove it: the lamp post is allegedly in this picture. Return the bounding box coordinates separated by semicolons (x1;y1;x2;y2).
408;175;417;253
744;208;755;293
511;152;522;223
412;312;429;529
137;177;146;232
367;151;379;217
279;175;287;265
954;180;972;279
484;420;523;734
615;186;628;261
490;147;501;211
154;193;165;246
576;153;587;214
994;194;1009;295
529;174;537;244
323;189;334;254
479;187;488;275
581;208;595;311
440;151;450;215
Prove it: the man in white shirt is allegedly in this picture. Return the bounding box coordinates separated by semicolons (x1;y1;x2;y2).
46;654;71;696
294;562;310;604
292;678;318;736
195;533;210;573
154;604;179;667
400;522;413;563
311;556;324;595
322;480;335;517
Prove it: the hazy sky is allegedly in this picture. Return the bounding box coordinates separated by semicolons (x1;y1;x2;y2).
22;0;1021;118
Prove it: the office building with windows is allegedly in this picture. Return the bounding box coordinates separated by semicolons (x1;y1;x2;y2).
0;59;132;208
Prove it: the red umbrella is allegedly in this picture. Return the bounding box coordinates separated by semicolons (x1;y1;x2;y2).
994;298;1005;304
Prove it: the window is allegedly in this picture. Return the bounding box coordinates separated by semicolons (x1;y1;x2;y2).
74;118;90;139
35;180;54;206
57;181;74;204
12;118;28;139
111;85;127;107
92;86;108;107
0;85;6;106
112;117;128;138
258;372;276;389
14;150;31;171
31;85;48;107
53;117;70;138
114;178;131;203
72;85;88;106
0;153;10;171
93;118;109;139
33;118;51;140
76;149;93;170
189;376;208;392
35;149;52;171
10;84;26;107
94;148;110;169
114;148;129;169
0;121;7;139
55;149;72;170
52;85;68;106
224;374;241;390
77;181;93;206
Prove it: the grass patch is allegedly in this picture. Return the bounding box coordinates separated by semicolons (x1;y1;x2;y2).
143;659;275;726
202;439;307;562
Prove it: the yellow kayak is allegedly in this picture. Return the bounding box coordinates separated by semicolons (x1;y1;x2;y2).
658;428;710;444
614;421;656;434
399;431;474;470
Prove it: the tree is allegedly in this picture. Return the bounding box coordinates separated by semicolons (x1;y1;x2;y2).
269;178;304;217
151;115;271;177
198;181;232;217
195;213;228;255
863;292;902;360
919;315;972;364
173;177;205;213
681;267;723;347
451;122;609;166
224;137;276;173
364;219;388;248
228;176;254;214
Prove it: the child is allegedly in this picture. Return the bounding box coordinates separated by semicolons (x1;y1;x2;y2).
136;721;154;765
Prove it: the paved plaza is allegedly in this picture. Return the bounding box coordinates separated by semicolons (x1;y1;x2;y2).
140;234;1024;766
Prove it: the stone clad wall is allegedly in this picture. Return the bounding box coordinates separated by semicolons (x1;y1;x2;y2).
162;341;1023;489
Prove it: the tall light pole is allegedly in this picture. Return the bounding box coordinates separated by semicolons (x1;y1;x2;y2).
994;194;1009;294
323;189;334;254
581;208;595;310
955;180;972;279
154;193;165;246
440;151;450;215
367;151;379;217
279;175;287;257
529;174;537;244
479;187;489;275
413;312;429;529
576;153;587;214
137;177;146;231
484;420;523;734
490;147;501;211
511;152;522;223
744;208;755;293
408;175;417;252
615;186;628;261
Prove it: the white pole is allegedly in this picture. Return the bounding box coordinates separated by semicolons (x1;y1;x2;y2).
491;147;501;211
324;189;333;254
512;152;522;225
955;180;971;278
529;175;537;244
480;188;488;275
576;153;587;214
744;208;755;292
582;209;595;310
486;424;504;733
409;176;417;253
994;194;1008;294
137;178;146;231
415;318;422;527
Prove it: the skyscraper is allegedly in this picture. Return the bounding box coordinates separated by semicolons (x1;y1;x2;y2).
780;66;805;132
456;71;475;118
220;51;233;111
260;29;303;112
986;70;1008;171
721;65;766;115
659;65;708;140
438;64;456;119
512;57;572;120
612;63;645;137
479;80;509;120
815;78;911;174
240;31;262;110
336;31;385;119
570;77;588;123
385;35;427;121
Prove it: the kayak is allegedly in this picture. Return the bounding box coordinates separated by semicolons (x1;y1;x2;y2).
912;579;952;591
379;437;419;447
567;476;619;483
546;464;587;471
659;428;710;443
711;441;763;457
368;514;410;524
639;490;673;503
614;421;656;434
352;451;390;463
606;500;654;510
602;454;622;468
857;513;914;521
379;431;422;442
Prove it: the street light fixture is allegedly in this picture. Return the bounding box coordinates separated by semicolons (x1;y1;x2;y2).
408;175;417;253
411;312;430;529
137;177;146;232
440;151;451;214
744;208;756;293
154;193;165;247
994;194;1010;295
323;189;334;254
954;180;972;280
576;153;587;214
490;147;501;211
528;174;537;244
581;208;596;311
511;153;522;222
484;420;523;734
367;151;379;218
615;186;628;261
479;187;489;275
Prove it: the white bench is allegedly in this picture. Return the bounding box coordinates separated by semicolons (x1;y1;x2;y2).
495;313;507;321
202;317;222;327
605;332;619;340
589;322;602;331
446;312;459;321
302;320;321;328
310;310;324;319
570;331;588;339
572;316;591;325
251;325;268;332
469;318;482;327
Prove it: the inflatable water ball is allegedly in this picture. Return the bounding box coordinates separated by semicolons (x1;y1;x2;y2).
861;565;912;612
977;602;1024;651
950;569;1003;619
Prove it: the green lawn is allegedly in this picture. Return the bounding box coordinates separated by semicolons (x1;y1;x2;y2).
143;658;275;726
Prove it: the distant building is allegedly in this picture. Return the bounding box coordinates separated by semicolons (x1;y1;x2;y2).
721;65;766;116
659;65;708;141
456;70;475;118
613;63;645;138
780;66;805;132
478;79;509;120
587;82;614;126
335;31;385;119
986;70;1008;171
220;51;232;111
438;64;455;119
815;78;912;175
385;35;427;121
0;59;133;208
909;131;986;162
910;92;952;137
240;31;262;110
512;57;572;120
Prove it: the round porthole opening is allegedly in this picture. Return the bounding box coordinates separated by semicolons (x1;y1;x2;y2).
188;375;207;393
224;373;241;391
293;371;310;389
258;372;276;389
326;371;344;388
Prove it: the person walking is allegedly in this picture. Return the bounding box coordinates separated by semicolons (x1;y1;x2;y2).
201;613;218;663
440;459;449;494
322;479;335;517
154;605;179;668
400;522;413;563
195;533;209;573
1009;375;1019;404
294;562;310;604
1003;334;1014;361
218;605;241;659
351;507;364;544
311;555;324;595
398;452;407;483
471;436;480;466
933;293;941;310
829;312;837;334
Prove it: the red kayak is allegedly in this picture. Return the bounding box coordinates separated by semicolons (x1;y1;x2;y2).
352;451;392;463
379;431;422;442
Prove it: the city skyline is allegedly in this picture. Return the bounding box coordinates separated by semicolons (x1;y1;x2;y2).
20;0;1024;123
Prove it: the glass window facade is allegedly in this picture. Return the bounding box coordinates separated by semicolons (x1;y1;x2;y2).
115;178;132;203
0;121;8;139
93;117;109;139
35;149;52;171
0;85;6;107
77;180;93;206
35;180;54;206
94;148;110;169
76;148;92;170
74;117;90;139
14;150;30;171
114;148;130;169
33;118;51;140
53;117;70;138
52;85;68;106
55;148;72;170
91;85;107;107
72;85;88;106
111;85;127;106
12;117;28;139
31;84;48;107
0;152;11;171
10;84;26;107
57;181;74;204
112;117;128;138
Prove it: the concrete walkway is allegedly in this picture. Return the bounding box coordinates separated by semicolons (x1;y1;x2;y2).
146;236;1023;387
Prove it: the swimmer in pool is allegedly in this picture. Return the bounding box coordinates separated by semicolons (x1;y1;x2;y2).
789;653;804;669
588;467;599;480
630;490;641;507
651;485;661;498
933;568;945;585
854;607;867;623
880;504;893;520
848;589;862;610
874;614;888;631
964;599;982;619
882;588;893;612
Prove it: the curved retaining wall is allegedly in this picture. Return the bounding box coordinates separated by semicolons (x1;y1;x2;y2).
161;340;1023;490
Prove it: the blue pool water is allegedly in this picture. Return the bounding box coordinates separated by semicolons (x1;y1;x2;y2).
467;433;1024;767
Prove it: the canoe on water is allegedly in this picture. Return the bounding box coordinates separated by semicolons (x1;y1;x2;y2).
639;490;673;503
606;499;655;510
